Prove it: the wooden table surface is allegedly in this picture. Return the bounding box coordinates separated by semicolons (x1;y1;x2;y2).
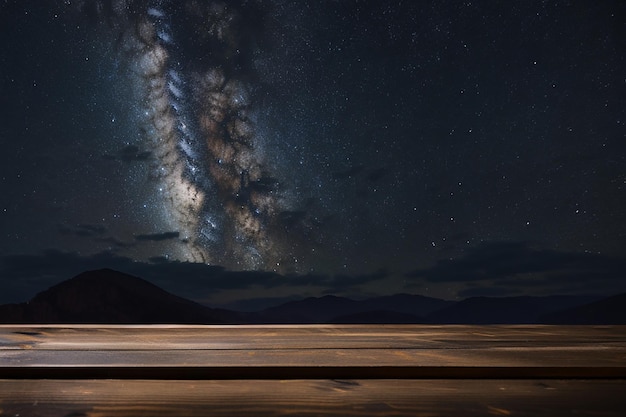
1;324;625;416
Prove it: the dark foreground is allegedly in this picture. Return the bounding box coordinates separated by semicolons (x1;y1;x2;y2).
1;325;625;416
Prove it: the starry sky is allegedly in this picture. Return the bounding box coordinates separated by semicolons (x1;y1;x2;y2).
0;0;625;308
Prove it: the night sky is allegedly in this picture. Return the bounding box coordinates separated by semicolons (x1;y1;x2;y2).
1;0;625;309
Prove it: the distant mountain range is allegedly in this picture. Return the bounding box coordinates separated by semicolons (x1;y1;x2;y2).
255;293;452;323
540;293;626;324
426;295;601;324
0;269;624;324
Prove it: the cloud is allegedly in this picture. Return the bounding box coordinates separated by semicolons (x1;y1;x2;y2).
318;269;389;292
248;176;280;193
59;223;107;238
405;241;626;295
57;224;134;252
97;236;134;249
119;145;152;162
1;250;134;279
135;231;180;242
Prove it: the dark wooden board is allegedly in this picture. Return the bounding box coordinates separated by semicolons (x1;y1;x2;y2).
3;324;626;351
1;325;625;379
1;379;625;417
2;350;626;379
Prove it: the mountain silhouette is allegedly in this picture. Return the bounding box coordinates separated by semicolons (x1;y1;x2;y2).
359;293;453;316
256;294;451;323
0;269;241;324
330;310;423;324
425;295;601;324
540;293;626;324
258;295;360;323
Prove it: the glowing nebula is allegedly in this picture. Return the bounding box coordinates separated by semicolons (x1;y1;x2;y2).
74;0;299;270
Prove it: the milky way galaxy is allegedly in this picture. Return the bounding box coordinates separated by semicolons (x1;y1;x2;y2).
76;0;303;270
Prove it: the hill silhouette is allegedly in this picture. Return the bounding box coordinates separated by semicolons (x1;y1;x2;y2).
256;294;451;323
425;295;600;324
540;293;626;324
0;269;241;324
257;295;363;323
330;310;423;324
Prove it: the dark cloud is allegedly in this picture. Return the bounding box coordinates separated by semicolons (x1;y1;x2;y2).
58;225;133;251
320;269;389;292
1;250;133;279
59;223;107;238
135;231;180;242
119;145;152;162
406;241;626;292
273;269;389;296
249;176;280;193
97;236;134;249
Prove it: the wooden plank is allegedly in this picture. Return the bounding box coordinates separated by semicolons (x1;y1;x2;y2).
1;325;625;354
2;347;626;371
1;325;625;379
2;324;625;350
1;379;625;417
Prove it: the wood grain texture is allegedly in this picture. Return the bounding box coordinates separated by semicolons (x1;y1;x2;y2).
1;325;625;379
1;379;625;417
2;324;625;351
1;325;625;415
